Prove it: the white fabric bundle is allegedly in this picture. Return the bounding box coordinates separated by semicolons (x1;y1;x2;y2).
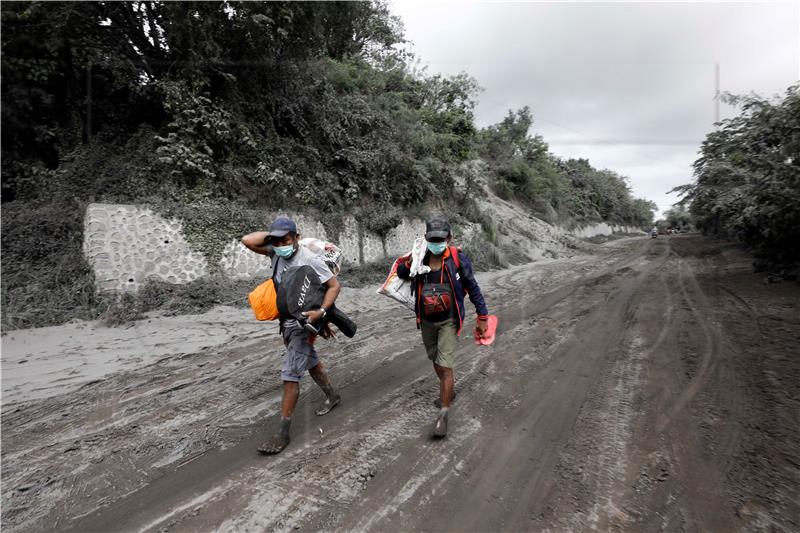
298;237;343;276
408;237;431;278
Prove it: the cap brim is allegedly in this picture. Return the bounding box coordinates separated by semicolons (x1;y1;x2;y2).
425;230;449;239
267;230;290;238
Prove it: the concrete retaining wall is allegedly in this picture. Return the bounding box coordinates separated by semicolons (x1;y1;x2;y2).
84;202;594;294
83;205;209;293
568;222;642;239
83;203;439;293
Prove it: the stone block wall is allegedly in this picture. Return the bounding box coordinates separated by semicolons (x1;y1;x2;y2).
384;219;424;258
83;204;208;293
218;241;272;280
336;217;361;266
83;203;436;293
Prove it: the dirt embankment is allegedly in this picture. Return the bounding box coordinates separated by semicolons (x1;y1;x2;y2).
2;235;798;532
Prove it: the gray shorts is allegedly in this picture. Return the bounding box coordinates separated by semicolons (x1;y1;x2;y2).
280;325;319;382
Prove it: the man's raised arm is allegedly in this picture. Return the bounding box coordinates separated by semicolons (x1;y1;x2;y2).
242;231;272;255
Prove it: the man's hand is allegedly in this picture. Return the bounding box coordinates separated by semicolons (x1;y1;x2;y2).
302;309;325;324
476;319;489;338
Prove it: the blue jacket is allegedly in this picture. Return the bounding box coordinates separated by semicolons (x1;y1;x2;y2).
397;247;489;335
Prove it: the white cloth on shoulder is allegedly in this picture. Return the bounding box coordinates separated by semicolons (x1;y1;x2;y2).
409;237;431;278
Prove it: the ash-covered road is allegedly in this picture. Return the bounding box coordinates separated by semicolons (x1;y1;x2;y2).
3;235;798;532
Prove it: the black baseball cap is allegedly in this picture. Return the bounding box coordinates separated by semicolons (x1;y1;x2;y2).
425;216;451;239
267;216;297;238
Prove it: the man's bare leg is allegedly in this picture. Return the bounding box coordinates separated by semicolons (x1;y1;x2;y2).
433;363;453;438
433;363;456;408
258;381;299;454
309;361;341;416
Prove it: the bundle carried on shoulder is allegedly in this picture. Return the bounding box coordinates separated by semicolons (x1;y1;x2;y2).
376;237;430;311
299;238;343;276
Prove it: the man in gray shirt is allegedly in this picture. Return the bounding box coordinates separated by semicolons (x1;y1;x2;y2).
242;216;342;455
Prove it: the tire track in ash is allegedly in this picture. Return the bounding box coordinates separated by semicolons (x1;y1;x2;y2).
580;262;678;531
656;255;728;434
528;236;676;531
646;240;742;531
657;259;710;431
476;244;663;532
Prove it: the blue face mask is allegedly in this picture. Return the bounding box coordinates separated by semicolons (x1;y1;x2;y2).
426;241;447;255
274;244;296;258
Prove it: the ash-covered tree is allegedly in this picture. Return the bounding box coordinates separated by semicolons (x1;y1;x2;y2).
2;1;481;213
674;84;800;267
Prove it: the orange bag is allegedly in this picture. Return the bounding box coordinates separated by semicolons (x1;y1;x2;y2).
248;278;279;321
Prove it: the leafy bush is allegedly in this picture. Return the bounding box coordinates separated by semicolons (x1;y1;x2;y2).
477;108;656;229
1;200;100;330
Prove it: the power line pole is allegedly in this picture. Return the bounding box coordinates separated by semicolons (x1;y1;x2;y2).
714;61;720;126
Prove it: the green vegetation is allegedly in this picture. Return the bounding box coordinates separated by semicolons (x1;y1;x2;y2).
674;85;799;272
477;107;657;228
2;1;657;329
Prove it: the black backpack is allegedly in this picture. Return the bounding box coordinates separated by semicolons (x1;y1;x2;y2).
276;265;326;321
272;257;358;338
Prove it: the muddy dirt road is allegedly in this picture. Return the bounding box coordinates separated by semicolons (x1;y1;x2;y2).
2;235;798;532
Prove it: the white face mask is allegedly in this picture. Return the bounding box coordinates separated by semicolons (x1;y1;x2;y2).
427;241;447;255
274;244;296;258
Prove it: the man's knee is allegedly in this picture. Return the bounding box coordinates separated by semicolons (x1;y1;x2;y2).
439;365;454;376
433;362;452;377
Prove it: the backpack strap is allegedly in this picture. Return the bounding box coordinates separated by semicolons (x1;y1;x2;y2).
447;246;467;296
271;255;281;287
449;246;461;272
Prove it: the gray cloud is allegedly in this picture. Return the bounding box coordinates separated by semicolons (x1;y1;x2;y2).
391;1;799;216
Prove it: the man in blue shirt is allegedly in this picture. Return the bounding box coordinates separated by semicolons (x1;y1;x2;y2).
397;216;490;438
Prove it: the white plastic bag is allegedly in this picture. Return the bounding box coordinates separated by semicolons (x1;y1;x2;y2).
376;256;415;311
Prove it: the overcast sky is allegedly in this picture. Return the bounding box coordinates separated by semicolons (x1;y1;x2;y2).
389;1;800;218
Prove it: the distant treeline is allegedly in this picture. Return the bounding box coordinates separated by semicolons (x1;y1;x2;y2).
1;1;655;228
675;85;799;269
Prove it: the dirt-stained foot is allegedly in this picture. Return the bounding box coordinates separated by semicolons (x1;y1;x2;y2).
315;394;341;416
432;411;448;439
257;434;290;455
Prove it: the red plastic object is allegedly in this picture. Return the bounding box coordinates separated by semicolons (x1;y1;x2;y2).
474;315;498;346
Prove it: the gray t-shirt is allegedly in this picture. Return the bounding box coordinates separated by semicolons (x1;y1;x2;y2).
273;246;333;328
